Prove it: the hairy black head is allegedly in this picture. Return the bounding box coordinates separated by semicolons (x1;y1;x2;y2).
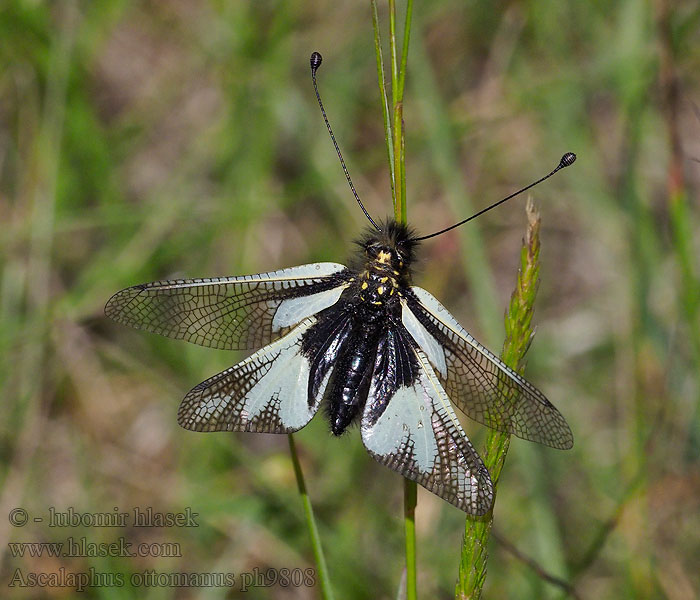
354;219;420;272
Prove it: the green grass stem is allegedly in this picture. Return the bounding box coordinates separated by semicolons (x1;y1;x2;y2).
371;0;396;206
456;198;543;599
288;434;335;600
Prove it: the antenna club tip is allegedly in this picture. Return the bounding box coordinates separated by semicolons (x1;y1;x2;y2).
560;152;576;168
310;51;323;73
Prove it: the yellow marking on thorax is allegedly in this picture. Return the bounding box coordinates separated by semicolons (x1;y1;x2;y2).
358;265;402;304
377;250;392;264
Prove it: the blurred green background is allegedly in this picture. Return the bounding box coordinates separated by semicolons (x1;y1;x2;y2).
1;1;699;598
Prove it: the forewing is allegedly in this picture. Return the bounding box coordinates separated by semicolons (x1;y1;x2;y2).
361;328;493;515
403;287;573;450
105;263;351;351
178;318;327;433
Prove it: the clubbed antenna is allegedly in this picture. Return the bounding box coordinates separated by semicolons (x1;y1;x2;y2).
310;52;381;231
416;153;577;241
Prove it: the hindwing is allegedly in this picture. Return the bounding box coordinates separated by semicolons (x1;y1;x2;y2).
361;326;493;515
177;318;328;433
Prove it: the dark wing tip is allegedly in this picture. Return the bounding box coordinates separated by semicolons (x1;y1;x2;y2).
521;418;574;450
177;407;210;432
177;386;209;431
176;410;200;431
537;407;574;450
104;285;144;322
557;425;574;450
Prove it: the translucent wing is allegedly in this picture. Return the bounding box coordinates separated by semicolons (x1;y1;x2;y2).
402;287;573;450
105;263;351;351
361;327;493;515
178;318;327;433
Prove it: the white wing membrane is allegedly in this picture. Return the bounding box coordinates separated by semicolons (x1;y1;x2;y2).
272;285;346;332
363;382;437;473
105;262;349;351
178;319;325;433
405;286;573;450
401;301;447;376
361;337;493;515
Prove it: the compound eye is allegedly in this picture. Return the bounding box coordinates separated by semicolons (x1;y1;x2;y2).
365;243;380;257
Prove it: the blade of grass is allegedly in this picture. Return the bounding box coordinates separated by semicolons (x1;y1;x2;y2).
288;434;334;600
371;0;396;206
396;0;412;214
389;0;407;221
456;198;543;599
669;190;700;381
403;478;417;600
397;0;413;102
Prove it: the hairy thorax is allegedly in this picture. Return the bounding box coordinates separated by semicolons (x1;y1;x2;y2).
346;220;419;316
358;249;408;310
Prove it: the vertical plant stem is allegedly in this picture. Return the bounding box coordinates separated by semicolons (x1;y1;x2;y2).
388;0;399;107
374;2;416;597
397;0;413;102
403;477;417;600
288;434;334;600
396;0;412;214
371;0;396;206
456;199;542;599
374;0;411;223
388;0;409;222
388;0;401;222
